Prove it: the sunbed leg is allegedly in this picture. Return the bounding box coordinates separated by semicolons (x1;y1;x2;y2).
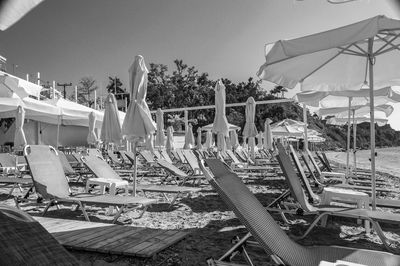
43;200;55;216
370;220;395;251
218;232;252;262
168;193;180;208
294;212;330;240
78;202;90;222
13;197;20;209
8;184;16;197
112;206;125;223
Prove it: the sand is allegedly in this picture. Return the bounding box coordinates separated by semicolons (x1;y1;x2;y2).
3;151;400;265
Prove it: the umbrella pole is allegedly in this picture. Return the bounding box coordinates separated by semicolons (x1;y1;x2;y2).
368;37;376;210
345;97;352;179
132;141;137;197
302;103;308;151
56;116;60;149
352;109;357;176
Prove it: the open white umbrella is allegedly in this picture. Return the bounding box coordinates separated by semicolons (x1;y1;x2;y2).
257;15;400;209
264;118;273;150
183;124;195;149
155;108;165;148
166;126;175;153
212;80;229;153
87;111;98;147
14;105;26;149
101;93;121;146
0;0;43;31
202;123;240;132
122;55;156;195
242;97;258;159
196;127;203;150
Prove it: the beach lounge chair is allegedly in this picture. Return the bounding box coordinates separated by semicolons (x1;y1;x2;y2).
160;149;174;164
0;205;79;265
0;153;33;196
201;158;400;265
81;154;200;206
21;145;156;223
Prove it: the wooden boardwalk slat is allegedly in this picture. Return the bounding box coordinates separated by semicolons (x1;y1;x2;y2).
35;217;188;258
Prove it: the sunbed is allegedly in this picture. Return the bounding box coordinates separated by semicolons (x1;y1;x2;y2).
21;145;156;223
0;205;79;265
0;153;33;196
81;154;200;206
201;157;400;266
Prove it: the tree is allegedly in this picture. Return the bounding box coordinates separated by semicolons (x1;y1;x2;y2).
270;85;288;97
106;77;130;110
76;77;98;107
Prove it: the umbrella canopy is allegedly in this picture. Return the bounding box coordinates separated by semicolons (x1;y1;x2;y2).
264;118;273;150
0;0;43;31
166;126;175;152
257;15;400;209
196;127;203;150
87;111;98;146
256;133;263;149
202;123;240;132
225;135;232;151
101;93;122;145
14;105;26;149
183;124;195;149
271;122;304;138
242;97;257;158
229;130;239;149
155;108;165;147
122;55;156;142
320;104;394;118
212;80;229;152
204;130;213;149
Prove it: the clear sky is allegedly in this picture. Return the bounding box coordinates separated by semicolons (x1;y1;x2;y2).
1;0;400;128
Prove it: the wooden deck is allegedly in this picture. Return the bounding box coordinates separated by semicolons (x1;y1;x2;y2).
35;217;189;258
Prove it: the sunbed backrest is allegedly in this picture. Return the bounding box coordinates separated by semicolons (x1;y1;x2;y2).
81;155;121;180
0;153;16;167
276;143;315;212
157;159;187;178
160;150;173;164
88;148;103;159
181;150;201;172
24;145;71;199
306;150;322;176
57;151;75;174
140;150;156;163
176;149;187;163
202;158;309;265
226;150;241;164
288;145;320;203
107;151;121;164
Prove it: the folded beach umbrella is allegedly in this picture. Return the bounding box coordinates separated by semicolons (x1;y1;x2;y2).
87;111;98;146
196;127;203;150
166;126;175;152
101;93;121;146
122;55;156;195
225;135;232;151
230;130;239;149
264;118;273;150
242;97;258;159
204;130;213;149
212;80;229;153
183;124;195;149
14;105;26;149
155;108;165;148
256;132;263;149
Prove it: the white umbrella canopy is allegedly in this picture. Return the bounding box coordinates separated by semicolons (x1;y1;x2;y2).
264;118;273;150
196;127;203;150
122;55;156;142
212;80;229;152
204;130;213;149
155;108;165;148
14;105;27;149
101;93;122;145
122;55;156;196
256;133;263;149
166;126;175;152
257;15;400;209
183;124;195;149
242;97;258;158
320;104;394;118
87;111;98;146
230;130;239;149
202;123;240;132
0;0;43;31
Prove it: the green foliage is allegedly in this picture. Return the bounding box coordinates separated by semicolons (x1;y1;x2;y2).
76;77;98;108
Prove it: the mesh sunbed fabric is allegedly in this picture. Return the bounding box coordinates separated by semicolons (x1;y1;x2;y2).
24;145;156;222
203;158;400;266
0;153;16;168
0;205;79;265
